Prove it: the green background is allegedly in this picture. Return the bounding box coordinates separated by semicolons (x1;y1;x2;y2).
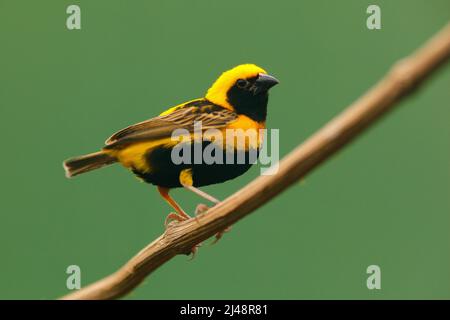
0;0;449;299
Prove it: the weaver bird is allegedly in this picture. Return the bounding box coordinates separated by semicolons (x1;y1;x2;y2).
63;64;279;242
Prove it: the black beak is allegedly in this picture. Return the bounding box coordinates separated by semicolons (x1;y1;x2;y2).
254;73;279;94
257;73;279;87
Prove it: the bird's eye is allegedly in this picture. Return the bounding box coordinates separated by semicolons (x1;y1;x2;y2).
236;79;248;89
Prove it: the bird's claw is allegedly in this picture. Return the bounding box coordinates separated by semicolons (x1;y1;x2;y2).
194;203;232;244
164;211;203;259
165;204;228;257
195;203;210;215
164;212;187;227
211;225;232;245
188;242;203;260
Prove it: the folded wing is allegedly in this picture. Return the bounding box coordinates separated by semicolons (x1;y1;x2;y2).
104;99;237;150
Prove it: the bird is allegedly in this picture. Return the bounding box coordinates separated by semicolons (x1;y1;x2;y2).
63;64;279;243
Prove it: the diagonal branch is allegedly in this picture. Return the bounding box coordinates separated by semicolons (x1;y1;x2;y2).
61;22;450;300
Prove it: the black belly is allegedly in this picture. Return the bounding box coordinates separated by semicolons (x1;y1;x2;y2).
132;141;259;188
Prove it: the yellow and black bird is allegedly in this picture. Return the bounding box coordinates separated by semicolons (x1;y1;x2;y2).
63;64;279;233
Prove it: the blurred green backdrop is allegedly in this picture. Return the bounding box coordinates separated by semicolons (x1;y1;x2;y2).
0;0;449;299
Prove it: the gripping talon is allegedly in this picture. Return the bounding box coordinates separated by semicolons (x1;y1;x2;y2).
195;203;210;215
164;211;203;258
164;212;186;228
188;243;203;260
211;225;232;245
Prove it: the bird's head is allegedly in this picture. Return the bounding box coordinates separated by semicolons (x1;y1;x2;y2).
205;64;279;122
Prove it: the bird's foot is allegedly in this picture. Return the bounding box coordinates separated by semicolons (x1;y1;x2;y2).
194;203;230;244
195;203;210;215
194;203;211;225
164;212;201;258
164;212;190;227
188;242;203;260
211;225;232;245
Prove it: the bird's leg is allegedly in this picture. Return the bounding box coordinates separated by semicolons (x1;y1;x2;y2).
157;186;191;225
157;186;200;256
182;184;221;204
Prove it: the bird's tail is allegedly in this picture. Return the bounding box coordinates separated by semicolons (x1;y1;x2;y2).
63;151;117;178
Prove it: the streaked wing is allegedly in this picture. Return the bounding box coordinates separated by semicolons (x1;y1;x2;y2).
104;100;237;149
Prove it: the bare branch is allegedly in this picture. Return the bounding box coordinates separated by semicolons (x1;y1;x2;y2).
61;23;450;300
